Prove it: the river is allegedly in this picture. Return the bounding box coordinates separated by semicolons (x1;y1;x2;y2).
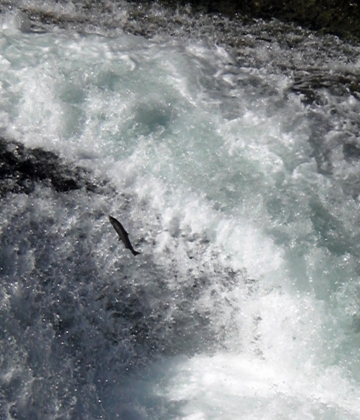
1;1;360;419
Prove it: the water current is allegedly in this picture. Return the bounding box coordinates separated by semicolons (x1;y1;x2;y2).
1;1;360;419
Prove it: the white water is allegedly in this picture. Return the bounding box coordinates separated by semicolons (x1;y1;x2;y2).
1;5;360;420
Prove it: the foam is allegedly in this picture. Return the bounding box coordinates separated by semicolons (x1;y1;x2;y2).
106;351;360;419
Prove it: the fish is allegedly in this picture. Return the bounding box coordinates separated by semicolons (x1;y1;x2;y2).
108;215;141;256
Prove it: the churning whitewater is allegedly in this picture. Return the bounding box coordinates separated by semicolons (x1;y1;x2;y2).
1;2;360;419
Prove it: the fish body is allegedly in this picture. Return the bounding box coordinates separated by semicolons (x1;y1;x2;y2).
109;215;140;256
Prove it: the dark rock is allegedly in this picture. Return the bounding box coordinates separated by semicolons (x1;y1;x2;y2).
0;137;100;196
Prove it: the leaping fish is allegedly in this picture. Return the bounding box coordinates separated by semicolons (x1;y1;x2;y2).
108;215;141;256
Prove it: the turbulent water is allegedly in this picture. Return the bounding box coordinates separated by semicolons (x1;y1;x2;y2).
1;1;360;419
